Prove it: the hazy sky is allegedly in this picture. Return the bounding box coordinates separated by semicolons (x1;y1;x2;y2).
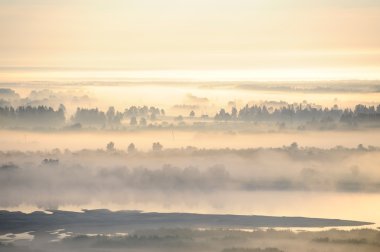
1;0;380;80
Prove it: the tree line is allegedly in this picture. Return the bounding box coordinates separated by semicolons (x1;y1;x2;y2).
0;105;165;129
1;103;380;129
215;103;380;124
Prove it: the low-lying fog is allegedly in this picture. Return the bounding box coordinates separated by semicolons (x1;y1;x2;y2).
1;145;380;224
1;81;380;252
2;80;380;115
2;129;380;151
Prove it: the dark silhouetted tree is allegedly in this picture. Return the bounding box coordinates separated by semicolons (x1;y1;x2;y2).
128;143;136;153
152;142;163;151
106;141;115;152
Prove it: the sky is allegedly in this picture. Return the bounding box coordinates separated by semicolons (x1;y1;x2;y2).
1;0;380;81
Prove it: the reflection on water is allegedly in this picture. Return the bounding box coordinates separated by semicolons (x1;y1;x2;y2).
0;232;34;243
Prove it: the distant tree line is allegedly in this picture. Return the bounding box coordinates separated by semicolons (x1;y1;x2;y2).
71;106;165;128
124;106;165;119
2;103;380;129
215;103;380;124
0;104;165;129
0;105;65;128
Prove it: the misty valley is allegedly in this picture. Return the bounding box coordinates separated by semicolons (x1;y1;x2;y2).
1;81;380;252
2;0;380;251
